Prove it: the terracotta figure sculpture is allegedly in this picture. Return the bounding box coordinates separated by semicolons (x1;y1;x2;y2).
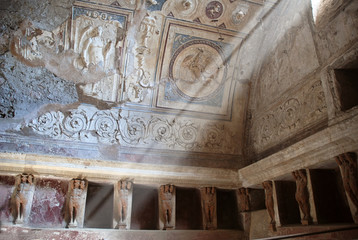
160;184;174;229
68;179;86;227
238;187;250;212
15;174;34;224
262;181;276;231
203;187;216;229
292;169;311;225
336;152;358;220
117;180;132;228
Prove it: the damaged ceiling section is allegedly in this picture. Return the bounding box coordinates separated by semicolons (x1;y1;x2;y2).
0;0;278;169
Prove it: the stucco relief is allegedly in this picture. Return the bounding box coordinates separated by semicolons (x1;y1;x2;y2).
253;22;320;111
115;180;133;229
123;13;160;103
26;106;238;154
13;174;35;225
250;79;327;154
67;179;87;228
161;0;263;32
72;6;126;103
159;184;175;230
11;21;55;66
201;187;217;230
156;21;240;117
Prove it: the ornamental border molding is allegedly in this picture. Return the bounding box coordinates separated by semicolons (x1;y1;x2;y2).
27;107;238;154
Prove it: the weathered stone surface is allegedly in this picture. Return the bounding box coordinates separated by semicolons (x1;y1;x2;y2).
0;175;15;223
0;226;246;240
0;54;78;118
28;178;68;228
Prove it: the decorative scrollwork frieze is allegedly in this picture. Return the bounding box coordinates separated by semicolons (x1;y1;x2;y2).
27;107;238;154
250;80;328;152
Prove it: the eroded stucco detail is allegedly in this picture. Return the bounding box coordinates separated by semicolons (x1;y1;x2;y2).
27;105;239;154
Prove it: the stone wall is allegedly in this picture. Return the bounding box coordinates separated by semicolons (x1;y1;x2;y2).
0;0;77;119
241;0;358;161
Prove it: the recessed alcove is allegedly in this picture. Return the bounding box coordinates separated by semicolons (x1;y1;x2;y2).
175;187;202;230
274;181;301;225
217;189;241;230
130;184;158;230
309;169;353;224
84;182;114;228
334;59;358;111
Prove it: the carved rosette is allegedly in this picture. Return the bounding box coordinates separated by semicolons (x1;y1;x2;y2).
119;117;147;144
91;111;118;142
231;4;249;25
257;114;278;145
279;98;301;130
62;110;88;138
203;124;224;149
29;111;64;138
303;80;327;121
149;117;174;143
176;123;198;149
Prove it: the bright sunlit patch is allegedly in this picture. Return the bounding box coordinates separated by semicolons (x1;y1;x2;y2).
311;0;322;23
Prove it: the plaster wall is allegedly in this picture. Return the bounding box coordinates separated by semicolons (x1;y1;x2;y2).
241;0;358;161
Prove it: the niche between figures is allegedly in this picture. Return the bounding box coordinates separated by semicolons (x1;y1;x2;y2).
310;169;353;224
217;189;241;229
84;182;114;228
175;187;202;230
131;184;158;230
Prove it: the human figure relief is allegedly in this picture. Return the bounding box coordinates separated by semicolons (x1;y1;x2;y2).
292;169;311;225
80;26;114;71
68;179;86;227
238;187;250;212
116;180;132;228
336;152;358;221
262;181;276;231
14;174;34;224
202;187;216;229
160;184;174;229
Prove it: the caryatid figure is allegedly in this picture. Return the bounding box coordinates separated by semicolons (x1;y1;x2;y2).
336;152;358;220
15;174;34;224
68;179;86;227
292;169;311;225
160;184;174;228
117;180;132;226
203;187;216;228
238;187;250;212
262;181;276;231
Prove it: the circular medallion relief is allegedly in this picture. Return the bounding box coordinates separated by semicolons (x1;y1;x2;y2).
206;1;224;20
169;40;226;101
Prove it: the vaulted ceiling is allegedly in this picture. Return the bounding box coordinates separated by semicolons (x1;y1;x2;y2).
0;0;279;170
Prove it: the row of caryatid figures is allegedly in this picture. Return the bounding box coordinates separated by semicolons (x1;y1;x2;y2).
12;175;247;230
261;152;358;232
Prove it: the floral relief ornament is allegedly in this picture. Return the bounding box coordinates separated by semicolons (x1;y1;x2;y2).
27;108;236;154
